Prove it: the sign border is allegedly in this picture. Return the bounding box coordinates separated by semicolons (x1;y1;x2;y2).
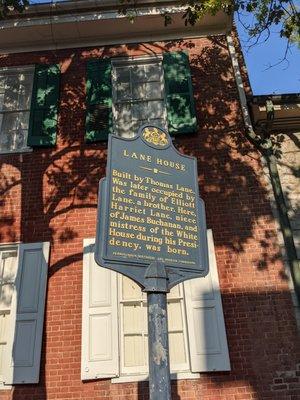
95;124;209;289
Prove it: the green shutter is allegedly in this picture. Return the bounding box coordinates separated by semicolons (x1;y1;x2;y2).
85;59;112;142
163;52;197;135
27;64;60;147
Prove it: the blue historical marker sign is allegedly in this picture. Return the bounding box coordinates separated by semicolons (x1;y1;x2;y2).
95;125;209;289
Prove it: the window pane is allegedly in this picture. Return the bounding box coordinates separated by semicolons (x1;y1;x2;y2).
0;250;17;311
15;129;28;150
16;111;30;150
0;76;5;91
115;103;132;121
115;67;131;83
169;332;186;365
145;63;162;81
113;59;167;137
167;301;183;331
114;67;131;100
114;103;137;137
115;82;131;101
120;277;190;373
114;122;139;138
133;82;162;100
18;110;30;129
0;339;4;377
0;94;4;111
2;112;17;130
131;65;147;82
131;102;142;120
132;63;161;82
0;284;14;310
0;313;10;378
2;75;19;111
18;73;33;109
1;250;18;282
122;276;142;300
144;334;149;360
147;100;164;119
0;69;33;152
0;114;3;136
0;112;28;151
132;100;164;121
169;284;181;298
124;335;144;367
0;113;16;151
0;313;9;345
123;304;143;333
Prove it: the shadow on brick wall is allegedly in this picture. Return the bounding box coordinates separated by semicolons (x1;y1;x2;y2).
0;36;298;399
7;290;300;400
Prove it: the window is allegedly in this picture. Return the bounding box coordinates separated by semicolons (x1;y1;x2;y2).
0;242;49;388
119;276;189;375
85;52;197;142
112;57;167;138
0;67;34;153
81;230;230;382
0;64;60;151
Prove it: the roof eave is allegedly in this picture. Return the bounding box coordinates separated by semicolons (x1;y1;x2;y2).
0;2;232;54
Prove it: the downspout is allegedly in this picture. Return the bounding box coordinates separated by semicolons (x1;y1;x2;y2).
226;34;300;304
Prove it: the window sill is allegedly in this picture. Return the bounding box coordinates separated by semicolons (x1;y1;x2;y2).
0;147;33;155
111;371;200;384
0;383;12;391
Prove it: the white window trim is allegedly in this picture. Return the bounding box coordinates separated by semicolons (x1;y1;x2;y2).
111;55;168;137
82;232;231;382
0;383;12;391
0;244;17;390
0;65;35;154
0;148;33;155
111;54;163;65
117;277;191;377
0;65;35;74
111;371;200;384
118;277;148;376
112;275;201;383
0;241;21;246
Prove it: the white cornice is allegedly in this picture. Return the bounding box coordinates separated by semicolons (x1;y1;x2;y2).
0;2;232;54
2;4;188;28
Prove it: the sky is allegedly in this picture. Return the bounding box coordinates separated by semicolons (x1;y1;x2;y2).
30;0;300;95
236;13;300;95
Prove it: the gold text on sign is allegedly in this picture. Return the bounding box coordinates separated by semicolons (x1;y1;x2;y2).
123;150;186;171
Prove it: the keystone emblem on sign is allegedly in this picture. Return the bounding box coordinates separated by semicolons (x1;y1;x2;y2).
95;125;209;289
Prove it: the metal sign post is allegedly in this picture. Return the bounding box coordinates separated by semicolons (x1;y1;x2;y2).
145;262;171;400
95;125;209;400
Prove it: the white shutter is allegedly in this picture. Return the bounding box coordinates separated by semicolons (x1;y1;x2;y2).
184;230;230;372
3;242;50;384
81;239;119;380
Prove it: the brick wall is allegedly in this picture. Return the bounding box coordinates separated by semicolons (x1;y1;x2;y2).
277;133;300;259
0;35;299;400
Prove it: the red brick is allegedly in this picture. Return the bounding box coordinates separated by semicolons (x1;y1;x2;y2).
0;34;299;400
